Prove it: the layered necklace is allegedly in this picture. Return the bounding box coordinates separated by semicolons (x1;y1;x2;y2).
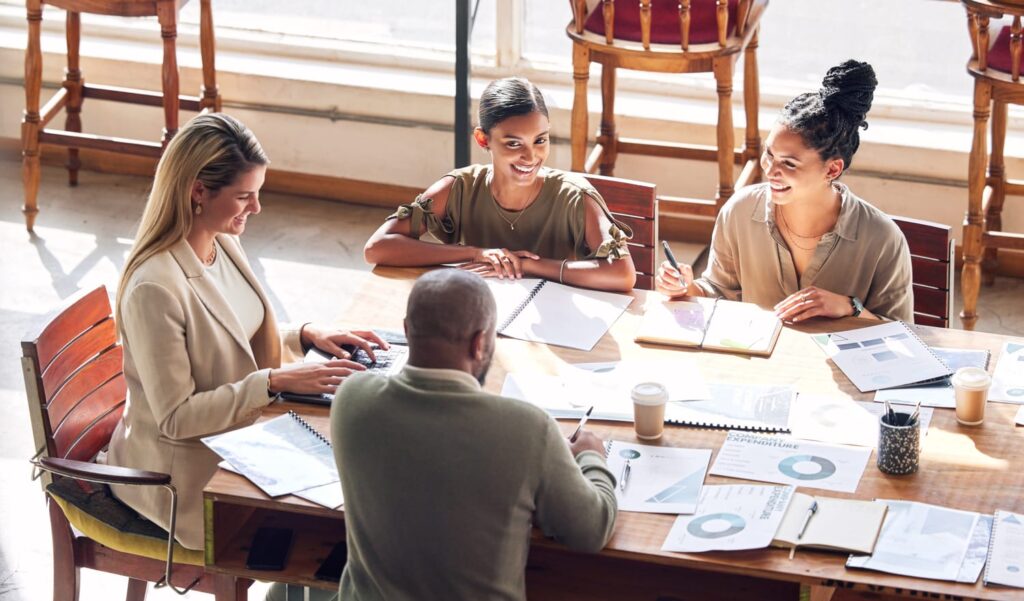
776;205;830;251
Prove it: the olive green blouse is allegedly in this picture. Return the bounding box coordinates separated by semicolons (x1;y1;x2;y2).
388;165;631;261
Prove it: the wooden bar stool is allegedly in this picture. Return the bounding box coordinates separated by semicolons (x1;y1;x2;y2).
21;0;220;232
566;0;768;218
960;0;1024;330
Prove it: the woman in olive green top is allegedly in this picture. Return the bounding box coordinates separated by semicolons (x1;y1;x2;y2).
364;77;636;292
658;60;914;323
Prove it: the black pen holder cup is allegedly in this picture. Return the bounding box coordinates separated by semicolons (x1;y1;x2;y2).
877;412;920;475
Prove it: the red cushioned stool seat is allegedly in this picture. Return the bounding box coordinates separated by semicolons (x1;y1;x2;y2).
988;26;1014;74
584;0;739;45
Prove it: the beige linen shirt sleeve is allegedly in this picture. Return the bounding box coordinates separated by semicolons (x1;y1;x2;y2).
534;418;617;552
693;201;743;301
863;226;914;322
120;281;273;441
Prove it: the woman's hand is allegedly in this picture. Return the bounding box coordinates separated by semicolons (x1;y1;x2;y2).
655;260;695;299
774;286;853;322
268;360;367;395
301;325;389;362
462;248;539;279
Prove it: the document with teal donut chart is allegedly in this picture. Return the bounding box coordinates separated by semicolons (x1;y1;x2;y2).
661;484;794;552
709;431;871;493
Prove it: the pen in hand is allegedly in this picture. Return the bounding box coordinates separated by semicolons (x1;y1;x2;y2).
661;240;688;289
569;406;594;443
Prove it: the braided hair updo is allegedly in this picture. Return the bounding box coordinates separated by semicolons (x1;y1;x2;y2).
779;60;878;172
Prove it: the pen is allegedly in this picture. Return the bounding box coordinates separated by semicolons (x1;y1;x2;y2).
883;399;895;425
797;500;818;540
661;240;687;288
908;400;922;427
569;406;594;443
619;459;631;492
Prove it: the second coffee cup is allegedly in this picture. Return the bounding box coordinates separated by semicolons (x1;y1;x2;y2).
632;382;668;440
952;366;991;426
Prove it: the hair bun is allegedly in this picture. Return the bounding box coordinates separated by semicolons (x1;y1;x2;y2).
819;60;877;125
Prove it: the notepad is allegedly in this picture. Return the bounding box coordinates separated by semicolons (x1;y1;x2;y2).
985;510;1024;588
203;411;338;498
812;321;952;392
486;279;633;351
635;297;782;357
771;493;887;555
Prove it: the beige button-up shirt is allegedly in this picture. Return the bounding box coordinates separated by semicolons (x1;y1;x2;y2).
694;183;914;322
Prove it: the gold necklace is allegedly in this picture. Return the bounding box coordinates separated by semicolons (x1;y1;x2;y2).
491;194;536;231
776;207;822;252
203;243;218;266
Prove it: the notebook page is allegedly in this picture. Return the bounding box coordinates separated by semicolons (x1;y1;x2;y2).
702;300;781;355
501;281;633;351
987;511;1024;588
486;278;543;329
634;298;716;348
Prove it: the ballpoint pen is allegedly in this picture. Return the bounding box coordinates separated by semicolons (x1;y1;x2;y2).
619;459;631;492
883;399;895;425
569;406;594;443
908;400;922;427
797;500;818;540
661;240;687;288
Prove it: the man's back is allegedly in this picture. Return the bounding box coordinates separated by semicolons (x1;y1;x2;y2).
331;366;617;601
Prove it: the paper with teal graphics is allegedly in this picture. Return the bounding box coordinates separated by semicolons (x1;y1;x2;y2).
605;441;711;514
990;341;1024;404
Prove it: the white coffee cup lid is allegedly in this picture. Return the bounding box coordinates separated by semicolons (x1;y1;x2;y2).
632;381;668;405
952;366;991;390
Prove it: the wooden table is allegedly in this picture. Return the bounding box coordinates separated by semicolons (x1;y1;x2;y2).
203;268;1024;601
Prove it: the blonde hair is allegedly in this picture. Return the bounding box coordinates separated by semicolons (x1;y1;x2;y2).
115;113;268;325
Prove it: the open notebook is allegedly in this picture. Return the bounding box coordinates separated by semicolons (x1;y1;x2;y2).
486;279;633;351
635;297;782;357
771;493;888;555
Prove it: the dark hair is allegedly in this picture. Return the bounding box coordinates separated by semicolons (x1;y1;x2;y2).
478;77;549;133
779;60;877;172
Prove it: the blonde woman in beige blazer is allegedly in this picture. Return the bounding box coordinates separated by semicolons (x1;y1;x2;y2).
107;114;384;551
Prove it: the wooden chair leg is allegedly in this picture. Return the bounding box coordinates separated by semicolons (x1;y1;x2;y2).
22;0;43;232
713;57;736;209
571;43;590;173
199;0;220;112
157;2;180;146
598;64;617;176
125;578;148;601
982;99;1007;286
214;574;248;601
49;500;81;601
64;11;83;187
961;79;991;331
743;27;761;182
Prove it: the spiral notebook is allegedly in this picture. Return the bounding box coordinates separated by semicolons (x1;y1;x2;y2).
486;279;633;351
202;411;338;497
812;321;952;392
985;510;1024;588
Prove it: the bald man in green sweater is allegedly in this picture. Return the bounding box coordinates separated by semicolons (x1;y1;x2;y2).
330;269;618;601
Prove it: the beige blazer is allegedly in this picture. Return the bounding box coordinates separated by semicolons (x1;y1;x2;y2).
107;235;303;550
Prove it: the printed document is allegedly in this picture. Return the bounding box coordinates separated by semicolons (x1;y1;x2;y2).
847;500;980;582
990;341;1024;403
811;322;950;392
709;431;871;493
605;441;711;514
203;413;338;497
986;511;1024;588
662;484;794;552
789;394;933;448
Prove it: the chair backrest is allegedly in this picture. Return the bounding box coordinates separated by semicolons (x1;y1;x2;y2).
21;286;126;467
570;0;757;50
891;217;955;328
584;174;658;290
965;1;1024;81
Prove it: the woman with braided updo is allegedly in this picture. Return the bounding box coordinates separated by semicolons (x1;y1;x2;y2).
657;60;913;322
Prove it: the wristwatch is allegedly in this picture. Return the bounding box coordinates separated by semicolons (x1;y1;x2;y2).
848;296;864;318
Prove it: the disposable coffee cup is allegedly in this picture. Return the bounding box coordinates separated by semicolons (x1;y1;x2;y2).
952;366;991;426
632;382;668;440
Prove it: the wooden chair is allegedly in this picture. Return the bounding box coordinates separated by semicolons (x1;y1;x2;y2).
20;0;220;232
567;0;768;218
892;217;955;328
960;0;1024;330
584;173;659;290
21;286;250;601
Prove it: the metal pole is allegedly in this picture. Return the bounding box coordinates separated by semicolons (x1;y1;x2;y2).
455;0;472;167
